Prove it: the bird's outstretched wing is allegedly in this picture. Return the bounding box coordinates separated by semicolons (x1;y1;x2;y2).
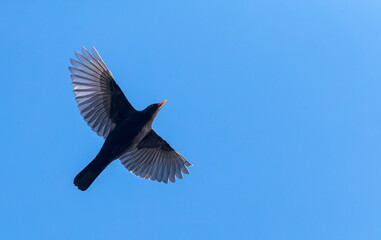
69;46;136;138
119;130;192;183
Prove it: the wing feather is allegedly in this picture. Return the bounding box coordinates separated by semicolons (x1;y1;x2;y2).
69;46;136;138
119;130;192;183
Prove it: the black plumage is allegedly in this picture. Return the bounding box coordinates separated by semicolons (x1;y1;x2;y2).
70;46;192;191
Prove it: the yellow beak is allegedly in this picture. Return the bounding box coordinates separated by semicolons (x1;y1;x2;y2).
158;100;167;107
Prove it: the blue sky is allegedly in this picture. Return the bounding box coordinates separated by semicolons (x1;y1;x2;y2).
1;0;381;239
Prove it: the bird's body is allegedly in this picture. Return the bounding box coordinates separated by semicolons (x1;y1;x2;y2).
100;111;152;159
70;46;192;191
74;112;151;190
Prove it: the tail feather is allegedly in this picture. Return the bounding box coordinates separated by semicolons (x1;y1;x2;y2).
74;156;111;191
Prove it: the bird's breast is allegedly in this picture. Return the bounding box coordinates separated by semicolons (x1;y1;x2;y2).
101;117;152;159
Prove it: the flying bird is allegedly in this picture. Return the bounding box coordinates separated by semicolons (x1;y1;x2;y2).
69;46;192;191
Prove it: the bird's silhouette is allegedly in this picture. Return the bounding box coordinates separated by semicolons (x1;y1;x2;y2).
69;46;192;191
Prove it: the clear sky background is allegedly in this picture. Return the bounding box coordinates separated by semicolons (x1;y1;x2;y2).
0;1;380;239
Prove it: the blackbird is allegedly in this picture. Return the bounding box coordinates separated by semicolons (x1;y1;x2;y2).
69;46;192;191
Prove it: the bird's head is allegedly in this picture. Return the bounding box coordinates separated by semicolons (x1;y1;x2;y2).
143;100;167;123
